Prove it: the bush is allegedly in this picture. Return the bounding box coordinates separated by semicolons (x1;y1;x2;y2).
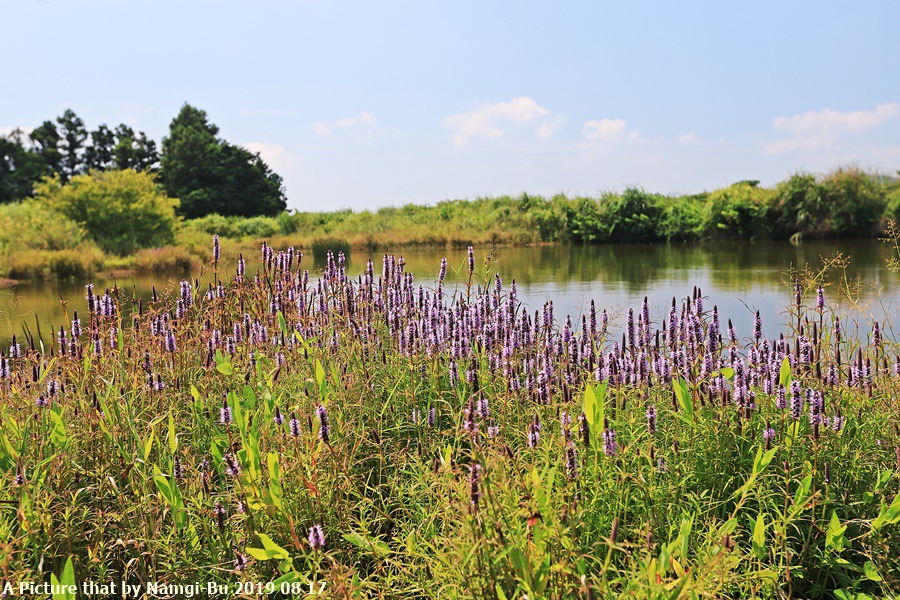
34;169;180;255
705;182;774;239
816;168;885;237
0;200;90;252
774;169;885;238
596;188;665;243
133;246;202;274
230;216;280;239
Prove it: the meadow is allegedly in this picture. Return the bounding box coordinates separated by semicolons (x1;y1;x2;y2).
0;236;898;598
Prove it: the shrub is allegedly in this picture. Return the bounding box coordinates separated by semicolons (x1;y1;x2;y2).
34;169;179;255
0;200;89;252
774;169;885;238
705;182;774;239
133;246;202;274
230;216;280;239
598;188;665;243
816;168;885;237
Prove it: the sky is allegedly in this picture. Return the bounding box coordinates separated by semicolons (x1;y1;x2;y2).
3;0;900;212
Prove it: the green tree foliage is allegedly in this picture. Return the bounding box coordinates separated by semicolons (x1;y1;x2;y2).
161;103;286;218
0;129;46;202
0;111;160;204
29;120;63;179
56;109;87;182
34;169;179;255
84;124;116;171
113;124;159;172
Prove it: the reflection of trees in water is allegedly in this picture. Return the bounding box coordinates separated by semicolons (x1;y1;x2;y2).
1;240;897;345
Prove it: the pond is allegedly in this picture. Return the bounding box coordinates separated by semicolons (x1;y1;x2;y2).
1;239;898;348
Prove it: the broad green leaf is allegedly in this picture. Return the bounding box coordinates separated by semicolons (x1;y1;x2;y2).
257;533;290;559
167;410;177;454
51;557;76;600
674;378;693;422
779;357;791;387
315;359;326;388
793;475;813;507
825;511;846;552
752;447;777;476
50;410;67;446
863;561;883;582
752;513;766;560
216;361;233;375
245;547;273;561
872;491;900;531
717;367;735;380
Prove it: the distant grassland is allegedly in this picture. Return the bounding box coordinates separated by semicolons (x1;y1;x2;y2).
3;167;900;280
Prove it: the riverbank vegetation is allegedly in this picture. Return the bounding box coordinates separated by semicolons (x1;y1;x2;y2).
2;165;900;281
1;240;898;597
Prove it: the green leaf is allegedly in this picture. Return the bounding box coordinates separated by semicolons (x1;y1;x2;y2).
167;410;177;454
315;359;326;390
674;378;693;422
216;361;233;375
779;357;791;387
277;310;288;337
717;367;735;381
793;474;813;507
49;409;67;446
257;533;290;559
245;547;273;561
872;491;900;531
142;428;155;463
752;447;777;476
863;560;883;582
343;532;390;556
272;571;304;587
752;513;766;560
51;557;76;600
825;511;847;552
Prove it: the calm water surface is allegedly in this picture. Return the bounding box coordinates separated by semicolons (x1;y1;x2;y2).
1;240;898;347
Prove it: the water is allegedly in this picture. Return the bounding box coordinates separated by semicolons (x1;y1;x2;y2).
1;239;898;348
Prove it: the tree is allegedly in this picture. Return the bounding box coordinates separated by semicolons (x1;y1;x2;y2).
56;109;87;182
114;125;159;172
161;103;286;218
0;130;46;203
34;169;179;255
84;124;116;171
29;120;63;178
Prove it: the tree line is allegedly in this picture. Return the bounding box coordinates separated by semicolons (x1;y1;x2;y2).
0;104;286;217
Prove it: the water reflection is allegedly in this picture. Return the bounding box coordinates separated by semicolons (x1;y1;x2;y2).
1;240;897;347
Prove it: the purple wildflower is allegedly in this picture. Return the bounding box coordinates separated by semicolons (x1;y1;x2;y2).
308;524;326;550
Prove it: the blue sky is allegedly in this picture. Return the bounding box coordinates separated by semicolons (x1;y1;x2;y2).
3;0;899;211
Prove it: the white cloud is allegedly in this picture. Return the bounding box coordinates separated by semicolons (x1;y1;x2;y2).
765;102;899;155
314;111;377;136
445;97;554;146
582;118;639;142
676;132;698;144
243;141;301;172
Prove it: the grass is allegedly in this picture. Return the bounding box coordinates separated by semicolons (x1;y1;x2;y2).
0;239;899;598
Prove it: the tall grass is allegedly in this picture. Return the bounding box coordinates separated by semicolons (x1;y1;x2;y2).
1;239;898;597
